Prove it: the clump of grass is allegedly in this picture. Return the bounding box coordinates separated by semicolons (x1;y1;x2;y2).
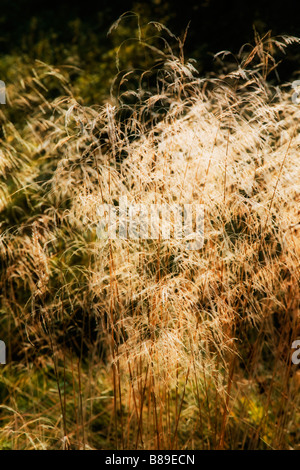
0;23;299;449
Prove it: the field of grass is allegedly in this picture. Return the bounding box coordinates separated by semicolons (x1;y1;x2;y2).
0;26;299;449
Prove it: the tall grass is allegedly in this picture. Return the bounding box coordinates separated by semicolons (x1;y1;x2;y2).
0;24;299;449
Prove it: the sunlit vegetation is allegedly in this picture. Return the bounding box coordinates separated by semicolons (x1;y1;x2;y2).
0;18;299;449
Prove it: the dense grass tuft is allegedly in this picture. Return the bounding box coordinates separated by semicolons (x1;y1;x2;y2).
0;27;299;449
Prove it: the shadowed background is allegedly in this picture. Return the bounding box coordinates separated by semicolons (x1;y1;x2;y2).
1;0;300;101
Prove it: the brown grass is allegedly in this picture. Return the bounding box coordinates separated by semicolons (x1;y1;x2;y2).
0;26;299;449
